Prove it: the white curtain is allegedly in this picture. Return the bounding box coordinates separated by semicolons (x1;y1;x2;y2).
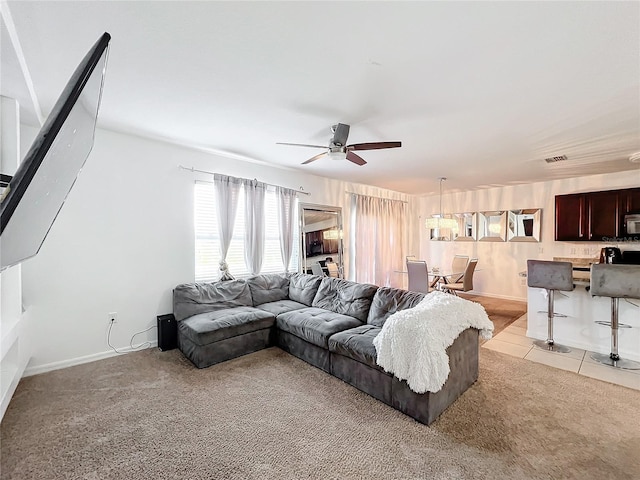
213;174;242;280
276;186;297;272
350;193;407;288
243;179;267;275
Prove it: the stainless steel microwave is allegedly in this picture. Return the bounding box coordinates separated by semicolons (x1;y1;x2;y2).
624;214;640;235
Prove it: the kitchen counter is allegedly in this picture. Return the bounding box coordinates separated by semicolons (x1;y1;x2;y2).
552;256;598;284
518;257;596;286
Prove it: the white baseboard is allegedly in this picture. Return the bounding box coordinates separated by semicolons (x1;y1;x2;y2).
23;341;158;377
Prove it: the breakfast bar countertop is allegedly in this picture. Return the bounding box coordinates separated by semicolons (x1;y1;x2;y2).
552;256;599;284
518;257;599;285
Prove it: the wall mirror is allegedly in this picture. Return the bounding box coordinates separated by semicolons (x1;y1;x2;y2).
426;214;456;241
299;203;343;277
453;213;476;241
478;211;507;241
508;209;541;242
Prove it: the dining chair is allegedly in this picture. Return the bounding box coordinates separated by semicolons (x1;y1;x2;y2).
406;259;433;294
326;262;340;278
437;255;470;287
449;255;470;283
311;262;325;276
442;259;478;296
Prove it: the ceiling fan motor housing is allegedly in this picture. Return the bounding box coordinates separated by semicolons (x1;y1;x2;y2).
331;123;350;147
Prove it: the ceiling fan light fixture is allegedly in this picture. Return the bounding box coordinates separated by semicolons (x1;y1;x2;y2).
327;150;347;161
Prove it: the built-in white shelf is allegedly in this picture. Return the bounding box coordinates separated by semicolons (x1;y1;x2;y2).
0;337;29;420
1;319;20;361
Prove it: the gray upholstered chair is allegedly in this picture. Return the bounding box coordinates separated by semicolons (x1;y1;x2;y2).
406;259;432;294
449;254;470;283
526;259;573;353
310;262;325;276
442;258;477;296
590;264;640;370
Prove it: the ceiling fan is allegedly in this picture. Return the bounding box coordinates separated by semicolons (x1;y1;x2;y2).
277;123;401;166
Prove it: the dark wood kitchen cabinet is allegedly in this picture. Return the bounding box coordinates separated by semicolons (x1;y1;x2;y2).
587;190;619;241
620;188;640;213
555;194;587;241
555;187;640;241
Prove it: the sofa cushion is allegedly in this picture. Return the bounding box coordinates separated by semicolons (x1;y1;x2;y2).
288;273;322;306
367;287;426;327
178;307;275;346
173;280;252;322
276;307;363;349
247;274;290;306
255;299;307;316
328;325;384;371
312;277;378;322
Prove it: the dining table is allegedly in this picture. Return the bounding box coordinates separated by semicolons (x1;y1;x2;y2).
428;270;464;289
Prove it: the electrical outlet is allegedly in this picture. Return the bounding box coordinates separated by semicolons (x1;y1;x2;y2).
108;312;118;324
539;247;544;254
520;278;527;286
570;248;576;255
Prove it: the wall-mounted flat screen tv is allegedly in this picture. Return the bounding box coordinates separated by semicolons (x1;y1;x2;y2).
0;32;111;271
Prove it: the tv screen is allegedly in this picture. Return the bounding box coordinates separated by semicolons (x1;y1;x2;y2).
0;32;111;271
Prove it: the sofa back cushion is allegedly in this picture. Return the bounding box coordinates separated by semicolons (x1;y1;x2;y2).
312;277;378;322
288;273;322;306
247;273;290;306
367;287;425;326
173;280;253;321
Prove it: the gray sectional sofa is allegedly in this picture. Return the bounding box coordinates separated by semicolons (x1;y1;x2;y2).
172;272;479;425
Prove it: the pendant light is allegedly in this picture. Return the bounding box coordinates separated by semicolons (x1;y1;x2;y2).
425;177;458;231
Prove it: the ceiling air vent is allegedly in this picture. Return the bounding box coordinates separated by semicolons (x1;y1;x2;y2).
544;155;568;164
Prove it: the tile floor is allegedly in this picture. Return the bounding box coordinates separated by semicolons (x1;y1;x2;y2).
483;314;640;391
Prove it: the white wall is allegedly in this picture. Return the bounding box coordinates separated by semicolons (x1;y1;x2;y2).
20;126;417;375
419;170;640;301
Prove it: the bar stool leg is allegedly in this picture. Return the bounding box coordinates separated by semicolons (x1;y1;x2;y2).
591;298;640;370
533;289;572;353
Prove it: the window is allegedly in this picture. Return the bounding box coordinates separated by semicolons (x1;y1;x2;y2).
194;182;299;282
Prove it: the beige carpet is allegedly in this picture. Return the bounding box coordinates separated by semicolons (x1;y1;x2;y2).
2;346;639;480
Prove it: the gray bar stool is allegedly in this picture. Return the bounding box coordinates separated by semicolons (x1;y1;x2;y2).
527;260;574;353
590;264;640;370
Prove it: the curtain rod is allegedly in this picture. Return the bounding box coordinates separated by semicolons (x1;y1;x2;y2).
345;191;408;204
179;165;311;196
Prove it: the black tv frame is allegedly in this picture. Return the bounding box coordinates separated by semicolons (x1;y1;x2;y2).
0;32;111;268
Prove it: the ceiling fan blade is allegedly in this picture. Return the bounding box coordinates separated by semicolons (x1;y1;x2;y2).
276;142;328;149
302;152;328;165
346;150;367;166
331;123;350;146
347;141;402;151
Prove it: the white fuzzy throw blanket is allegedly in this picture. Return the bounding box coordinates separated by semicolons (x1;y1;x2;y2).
372;291;494;394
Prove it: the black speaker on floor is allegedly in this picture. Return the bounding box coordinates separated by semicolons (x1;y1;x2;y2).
157;314;177;351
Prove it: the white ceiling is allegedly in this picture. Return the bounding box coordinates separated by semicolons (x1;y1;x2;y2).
3;1;639;195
